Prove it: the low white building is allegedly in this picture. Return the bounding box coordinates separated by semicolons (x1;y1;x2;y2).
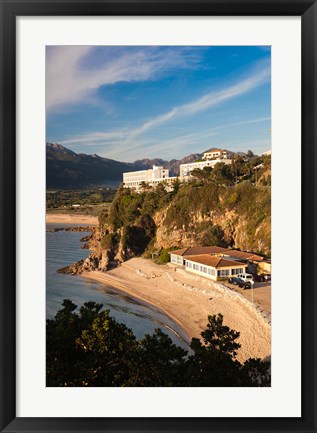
180;159;232;180
184;255;247;281
169;246;262;281
170;246;229;266
123;165;176;190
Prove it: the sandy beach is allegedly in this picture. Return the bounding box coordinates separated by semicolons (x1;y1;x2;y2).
82;257;271;362
46;213;98;225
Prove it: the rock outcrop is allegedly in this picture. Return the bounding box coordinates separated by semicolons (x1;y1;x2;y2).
58;226;112;275
154;208;270;256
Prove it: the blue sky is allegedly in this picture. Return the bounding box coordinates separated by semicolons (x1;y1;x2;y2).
46;46;271;162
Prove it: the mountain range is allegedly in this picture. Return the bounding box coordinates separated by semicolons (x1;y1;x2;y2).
47;143;205;189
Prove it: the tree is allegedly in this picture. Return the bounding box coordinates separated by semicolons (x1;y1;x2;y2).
126;329;187;386
183;314;244;386
76;311;137;386
158;247;172;263
47;301;271;387
46;299;83;386
200;313;241;356
191;166;213;182
47;300;138;386
172;177;181;195
140;181;150;191
211;163;234;186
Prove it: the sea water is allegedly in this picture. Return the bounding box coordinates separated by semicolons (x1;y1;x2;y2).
46;223;189;348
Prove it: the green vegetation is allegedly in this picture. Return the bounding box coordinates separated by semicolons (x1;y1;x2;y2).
105;184;173;255
158;247;177;263
47;300;270;387
46;188;116;208
163;156;271;254
199;223;227;247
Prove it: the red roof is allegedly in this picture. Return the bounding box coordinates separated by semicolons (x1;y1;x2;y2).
220;250;263;261
169;246;263;261
169;246;228;257
185;255;246;269
204;148;225;153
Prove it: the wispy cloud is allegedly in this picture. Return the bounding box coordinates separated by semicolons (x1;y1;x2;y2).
61;131;126;146
104;131;217;161
208;116;271;132
46;46;203;111
127;61;270;140
59;59;270;160
60;116;270;162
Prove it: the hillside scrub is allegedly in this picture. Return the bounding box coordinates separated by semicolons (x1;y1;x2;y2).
99;156;271;260
162;180;270;255
104;184;174;257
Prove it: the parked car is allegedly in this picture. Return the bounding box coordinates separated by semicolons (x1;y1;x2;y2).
236;273;254;283
238;280;252;290
254;274;264;282
228;276;243;285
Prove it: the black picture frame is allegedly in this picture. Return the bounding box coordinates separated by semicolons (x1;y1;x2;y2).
0;1;316;432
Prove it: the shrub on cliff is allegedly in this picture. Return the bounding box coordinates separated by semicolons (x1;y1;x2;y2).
199;223;228;247
108;185;171;232
47;300;271;387
158;247;177;263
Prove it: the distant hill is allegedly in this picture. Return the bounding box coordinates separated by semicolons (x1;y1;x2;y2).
134;153;203;176
47;143;146;189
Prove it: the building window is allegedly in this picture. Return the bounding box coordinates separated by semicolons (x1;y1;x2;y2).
171;255;177;264
231;268;244;275
207;268;216;276
177;256;183;265
218;269;230;277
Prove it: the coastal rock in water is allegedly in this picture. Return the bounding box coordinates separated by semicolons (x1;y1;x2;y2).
58;259;84;275
47;226;94;233
60;248;111;275
80;233;93;242
57;224;113;275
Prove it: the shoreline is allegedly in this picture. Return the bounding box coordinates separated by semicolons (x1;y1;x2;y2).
81;258;271;363
46;213;98;225
82;271;192;346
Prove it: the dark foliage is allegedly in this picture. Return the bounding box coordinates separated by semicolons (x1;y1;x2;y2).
106;184;173;256
47;300;271;387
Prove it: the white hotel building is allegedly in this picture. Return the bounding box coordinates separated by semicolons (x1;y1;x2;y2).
180;159;232;180
123;148;233;189
123;165;176;190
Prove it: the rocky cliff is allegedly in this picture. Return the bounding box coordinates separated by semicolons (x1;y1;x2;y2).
60;156;271;274
154;207;270;256
59;226;112;275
